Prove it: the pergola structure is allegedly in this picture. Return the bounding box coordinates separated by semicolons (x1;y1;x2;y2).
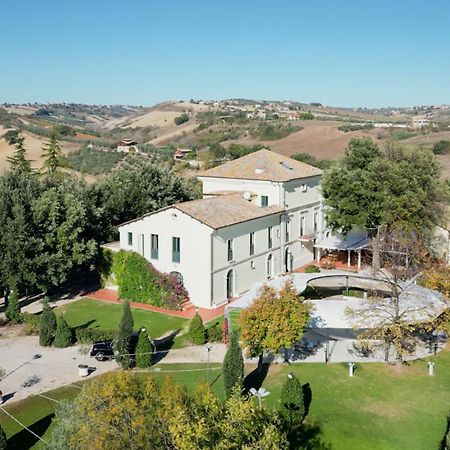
314;232;370;269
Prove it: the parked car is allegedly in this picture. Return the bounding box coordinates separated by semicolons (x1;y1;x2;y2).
90;332;153;362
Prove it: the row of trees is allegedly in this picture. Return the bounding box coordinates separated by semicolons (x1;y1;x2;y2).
0;131;200;307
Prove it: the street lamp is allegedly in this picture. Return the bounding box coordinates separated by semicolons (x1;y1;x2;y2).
206;345;212;382
249;387;270;408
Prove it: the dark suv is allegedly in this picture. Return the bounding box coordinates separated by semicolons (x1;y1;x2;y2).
90;332;153;362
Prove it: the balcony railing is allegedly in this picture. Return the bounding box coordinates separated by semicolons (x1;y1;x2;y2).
172;251;180;263
151;249;159;259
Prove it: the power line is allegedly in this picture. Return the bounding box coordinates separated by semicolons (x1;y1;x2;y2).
0;405;48;444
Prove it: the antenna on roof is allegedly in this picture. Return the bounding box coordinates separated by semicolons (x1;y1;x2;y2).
280;161;293;170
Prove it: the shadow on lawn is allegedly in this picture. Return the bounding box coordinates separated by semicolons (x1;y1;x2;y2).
242;362;271;395
288;421;333;450
7;413;54;450
151;330;180;364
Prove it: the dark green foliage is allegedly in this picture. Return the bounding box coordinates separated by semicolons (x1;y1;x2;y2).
22;312;40;330
338;123;374;132
66;146;124;175
3;129;20;145
6;134;31;172
292;153;332;170
222;329;244;398
280;373;305;427
0;424;7;450
174;113;189;125
135;328;153;368
114;301;134;369
432;140;450;155
5;291;22;323
112;251;187;309
206;322;222;342
39;300;57;347
93;156;200;241
41;131;64;174
188;313;206;345
54;316;73;348
251;123;302;141
75;328;116;344
299;112;315;120
304;265;320;273
53;124;76;137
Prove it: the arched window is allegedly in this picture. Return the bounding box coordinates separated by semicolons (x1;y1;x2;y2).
285;247;293;272
266;254;273;279
226;269;234;299
170;271;183;285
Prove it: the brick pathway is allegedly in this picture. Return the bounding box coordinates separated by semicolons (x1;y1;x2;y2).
86;289;227;322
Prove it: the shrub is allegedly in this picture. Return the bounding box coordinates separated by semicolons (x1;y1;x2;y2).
206;322;222;342
114;301;134;369
135;328;153;368
39;300;57;347
54;316;74;348
304;265;320;273
432;140;450;155
5;291;22;324
75;328;116;344
222;318;230;346
320;260;336;270
21;312;40;335
338;123;374;132
174;113;189;125
189;313;206;345
280;373;305;428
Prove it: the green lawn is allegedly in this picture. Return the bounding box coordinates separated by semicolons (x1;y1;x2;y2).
2;351;450;449
56;298;189;339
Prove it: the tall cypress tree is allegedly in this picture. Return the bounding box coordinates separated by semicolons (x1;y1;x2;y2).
280;372;305;428
54;316;73;348
39;299;57;347
41;130;63;174
222;329;244;398
5;290;22;324
114;301;134;369
6;135;31;173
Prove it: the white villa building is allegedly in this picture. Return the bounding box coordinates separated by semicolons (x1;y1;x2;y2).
118;150;327;309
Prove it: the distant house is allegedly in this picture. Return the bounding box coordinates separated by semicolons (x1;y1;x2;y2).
411;116;430;129
117;139;137;153
288;113;300;121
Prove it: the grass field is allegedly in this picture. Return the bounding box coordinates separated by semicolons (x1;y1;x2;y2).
56;298;189;339
2;348;449;450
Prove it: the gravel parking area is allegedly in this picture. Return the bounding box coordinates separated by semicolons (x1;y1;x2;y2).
0;335;117;404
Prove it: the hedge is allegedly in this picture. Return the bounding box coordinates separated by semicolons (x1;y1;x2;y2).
112;250;188;310
75;328;116;344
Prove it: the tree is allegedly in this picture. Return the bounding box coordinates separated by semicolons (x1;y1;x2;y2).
6;134;31;172
346;232;449;362
240;279;313;366
323;139;447;269
432;140;450;155
39;300;57;346
222;329;244;398
3;129;20;145
0;424;7;450
5;290;22;324
53;316;73;348
41;130;63;174
188;312;206;345
114;301;134;369
92;156;200;241
280;372;305;428
135;327;153;368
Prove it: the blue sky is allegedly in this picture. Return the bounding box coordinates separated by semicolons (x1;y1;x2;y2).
1;0;449;107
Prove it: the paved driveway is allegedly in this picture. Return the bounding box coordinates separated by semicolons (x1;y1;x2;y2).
0;335;117;404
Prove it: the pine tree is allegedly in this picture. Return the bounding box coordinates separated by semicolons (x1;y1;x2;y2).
5;290;22;324
222;329;244;398
114;301;134;369
0;424;7;450
41;131;63;174
280;372;305;428
39;299;57;346
135;328;153;368
188;313;206;345
6;135;31;172
54;316;73;348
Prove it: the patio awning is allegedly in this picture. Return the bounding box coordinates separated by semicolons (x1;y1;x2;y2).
314;232;369;251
